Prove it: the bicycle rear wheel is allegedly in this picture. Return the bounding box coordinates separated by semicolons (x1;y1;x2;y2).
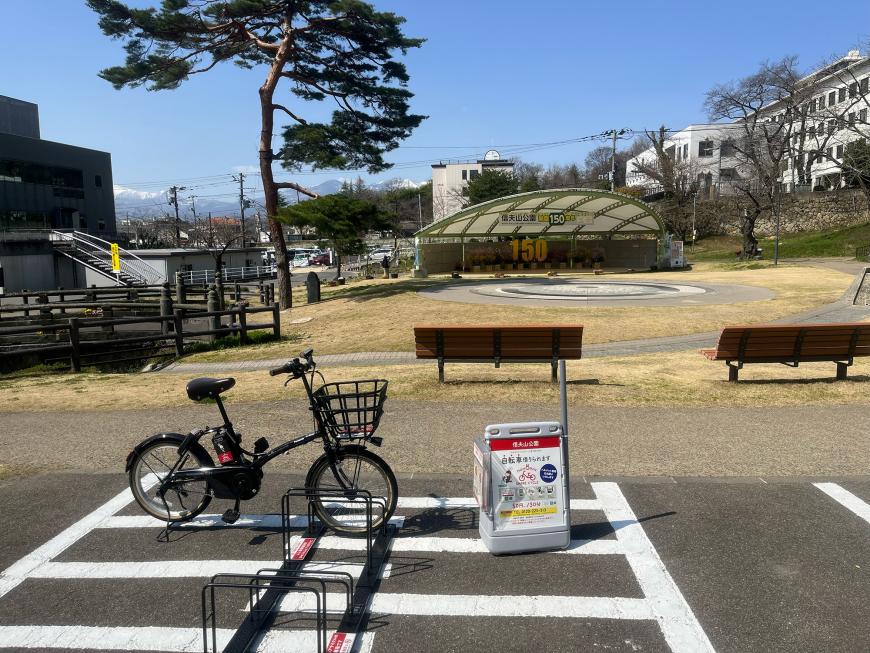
306;447;398;534
129;439;213;521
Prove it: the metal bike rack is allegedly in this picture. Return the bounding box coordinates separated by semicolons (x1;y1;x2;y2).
281;486;390;581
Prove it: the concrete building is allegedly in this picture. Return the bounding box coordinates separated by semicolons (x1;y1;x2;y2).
626;50;870;197
625;124;744;197
0;96;116;235
0;96;117;292
431;152;514;221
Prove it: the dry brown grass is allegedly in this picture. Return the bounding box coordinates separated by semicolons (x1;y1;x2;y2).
199;263;852;362
5;350;870;413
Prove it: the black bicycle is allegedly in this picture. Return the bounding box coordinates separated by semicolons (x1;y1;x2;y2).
125;349;397;534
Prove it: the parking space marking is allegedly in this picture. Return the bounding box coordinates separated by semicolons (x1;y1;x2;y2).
814;482;870;525
272;592;654;620
396;497;602;510
0;625;376;652
0;486;137;600
29;560;391;580
594;482;715;653
101;514;405;529
291;533;624;555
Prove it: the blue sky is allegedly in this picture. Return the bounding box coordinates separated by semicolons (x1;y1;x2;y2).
2;0;869;201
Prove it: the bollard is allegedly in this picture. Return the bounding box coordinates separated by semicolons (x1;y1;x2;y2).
175;272;187;305
207;287;219;342
160;283;173;335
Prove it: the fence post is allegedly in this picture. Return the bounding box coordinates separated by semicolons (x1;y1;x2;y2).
173;309;185;357
101;307;114;336
234;283;241;302
272;302;281;339
69;317;81;372
258;280;265;305
23;294;29;318
160;283;173;335
207;286;219;343
215;277;225;311
175;271;187;305
238;304;248;344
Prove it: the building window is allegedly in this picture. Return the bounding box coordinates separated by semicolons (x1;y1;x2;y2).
461;169;467;181
862;77;869;94
861;108;868;124
720;168;736;181
839;87;847;102
849;112;856;125
850;82;859;98
818;95;825;109
682;143;688;159
469;169;479;180
826;147;833;159
698;140;714;157
810;99;817;113
828;119;836;134
836;145;844;159
97;220;106;231
818;122;825;136
95;175;102;188
720;141;734;156
829;91;837;105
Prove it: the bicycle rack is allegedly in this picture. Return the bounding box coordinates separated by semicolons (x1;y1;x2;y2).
201;485;396;652
281;487;390;581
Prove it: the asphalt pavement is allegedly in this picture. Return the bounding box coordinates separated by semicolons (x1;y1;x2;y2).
2;473;869;652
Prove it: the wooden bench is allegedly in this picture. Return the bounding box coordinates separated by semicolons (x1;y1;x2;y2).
701;323;870;382
413;324;583;383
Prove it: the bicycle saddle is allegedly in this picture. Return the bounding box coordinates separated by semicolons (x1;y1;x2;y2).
186;377;236;401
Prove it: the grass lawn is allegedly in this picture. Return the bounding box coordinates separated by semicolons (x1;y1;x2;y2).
186;262;853;361
5;350;870;412
691;222;870;260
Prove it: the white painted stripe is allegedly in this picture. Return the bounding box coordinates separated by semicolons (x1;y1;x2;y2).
0;486;139;600
814;482;870;525
29;560;390;580
295;533;623;555
102;514;405;530
396;497;601;511
0;625;374;652
272;592;653;620
592;482;715;653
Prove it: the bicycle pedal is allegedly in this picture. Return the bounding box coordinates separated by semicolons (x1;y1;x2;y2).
222;508;240;524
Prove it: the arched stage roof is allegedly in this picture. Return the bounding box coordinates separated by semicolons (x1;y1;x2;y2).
418;188;665;239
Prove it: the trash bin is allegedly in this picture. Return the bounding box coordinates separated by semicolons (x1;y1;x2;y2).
474;421;570;554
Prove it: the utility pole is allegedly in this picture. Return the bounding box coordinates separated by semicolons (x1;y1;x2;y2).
233;172;246;248
168;185;186;247
189;195;198;220
603;129;629;192
417;192;423;230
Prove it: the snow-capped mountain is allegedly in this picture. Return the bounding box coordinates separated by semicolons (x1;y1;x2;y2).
114;177;426;219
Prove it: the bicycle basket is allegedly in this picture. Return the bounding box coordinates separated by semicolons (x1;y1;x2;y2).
311;379;388;440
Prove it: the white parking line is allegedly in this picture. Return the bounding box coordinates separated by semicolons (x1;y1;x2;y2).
102;513;405;529
271;591;654;620
0;625;375;652
292;533;624;555
396;497;602;510
814;482;870;525
30;560;391;580
593;482;715;653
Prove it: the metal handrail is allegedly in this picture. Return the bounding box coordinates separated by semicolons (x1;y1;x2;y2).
179;265;276;285
50;231;163;286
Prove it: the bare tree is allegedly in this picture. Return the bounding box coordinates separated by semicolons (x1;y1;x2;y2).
188;217;244;274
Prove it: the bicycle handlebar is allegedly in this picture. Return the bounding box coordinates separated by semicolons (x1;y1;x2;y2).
269;349;316;377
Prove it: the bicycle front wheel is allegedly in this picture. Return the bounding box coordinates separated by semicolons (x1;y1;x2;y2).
306;447;398;534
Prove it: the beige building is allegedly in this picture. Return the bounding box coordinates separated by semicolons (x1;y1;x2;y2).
431;152;513;221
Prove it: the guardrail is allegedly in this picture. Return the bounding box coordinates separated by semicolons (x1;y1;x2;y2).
178;265;277;285
856;244;870;260
0;303;281;372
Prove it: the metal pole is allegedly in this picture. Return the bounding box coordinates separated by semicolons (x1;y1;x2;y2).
774;185;781;266
559;360;568;437
238;172;246;248
610;130;617;192
692;193;696;253
417;193;423;230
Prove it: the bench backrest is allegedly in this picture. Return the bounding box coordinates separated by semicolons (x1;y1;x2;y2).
414;324;583;360
714;323;870;361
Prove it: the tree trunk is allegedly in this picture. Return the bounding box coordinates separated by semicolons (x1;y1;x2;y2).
741;210;760;259
336;253;342;279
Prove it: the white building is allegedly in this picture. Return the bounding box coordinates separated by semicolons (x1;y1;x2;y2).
431;152;514;221
625;124;744;197
627;49;870;196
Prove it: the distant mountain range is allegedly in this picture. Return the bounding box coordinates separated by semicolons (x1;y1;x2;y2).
114;177;426;219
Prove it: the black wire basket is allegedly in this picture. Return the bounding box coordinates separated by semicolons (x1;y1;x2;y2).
312;379;389;440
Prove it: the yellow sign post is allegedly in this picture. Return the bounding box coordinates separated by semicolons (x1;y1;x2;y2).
110;243;121;273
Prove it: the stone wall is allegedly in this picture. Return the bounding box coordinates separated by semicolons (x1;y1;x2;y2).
688;189;870;237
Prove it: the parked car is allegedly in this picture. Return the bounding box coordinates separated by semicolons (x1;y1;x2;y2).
369;248;394;260
309;252;331;266
291;253;310;268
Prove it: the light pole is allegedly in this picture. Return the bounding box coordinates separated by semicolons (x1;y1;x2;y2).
691;192;697;252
